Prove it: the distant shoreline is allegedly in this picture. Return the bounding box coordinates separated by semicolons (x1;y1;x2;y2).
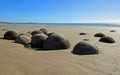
0;22;120;27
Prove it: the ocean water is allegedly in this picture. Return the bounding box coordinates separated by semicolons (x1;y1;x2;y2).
12;23;120;27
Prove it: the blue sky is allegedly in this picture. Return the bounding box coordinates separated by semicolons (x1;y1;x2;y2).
0;0;120;23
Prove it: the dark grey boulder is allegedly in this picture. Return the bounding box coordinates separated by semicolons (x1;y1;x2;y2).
94;33;105;37
72;41;99;55
31;34;48;48
4;30;18;40
99;36;115;43
31;30;43;36
15;35;31;45
44;34;70;50
40;28;48;34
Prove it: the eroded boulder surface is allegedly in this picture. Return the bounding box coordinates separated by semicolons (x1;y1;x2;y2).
31;34;48;48
99;36;115;43
72;41;99;55
44;34;70;50
40;28;48;34
15;34;31;45
4;30;18;40
94;33;105;37
31;30;43;36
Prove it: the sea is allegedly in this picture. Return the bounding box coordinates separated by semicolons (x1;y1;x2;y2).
11;23;120;27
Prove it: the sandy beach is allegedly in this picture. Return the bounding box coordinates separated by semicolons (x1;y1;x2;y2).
0;23;120;75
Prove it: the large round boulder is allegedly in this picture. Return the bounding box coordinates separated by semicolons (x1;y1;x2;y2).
4;30;18;40
99;36;115;43
72;41;99;55
94;33;105;37
40;28;48;34
44;34;70;50
31;34;48;48
31;30;43;36
15;34;31;45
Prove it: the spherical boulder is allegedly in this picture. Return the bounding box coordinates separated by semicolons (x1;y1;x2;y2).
40;28;48;34
94;33;105;37
15;35;31;45
4;30;18;40
99;36;115;43
44;34;70;50
79;32;87;35
31;30;43;36
31;34;48;48
72;41;99;55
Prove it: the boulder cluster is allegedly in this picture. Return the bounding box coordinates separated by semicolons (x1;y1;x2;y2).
3;28;70;50
3;28;116;55
74;31;116;55
94;33;115;43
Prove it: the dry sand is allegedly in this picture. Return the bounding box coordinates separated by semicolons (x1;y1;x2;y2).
0;23;120;75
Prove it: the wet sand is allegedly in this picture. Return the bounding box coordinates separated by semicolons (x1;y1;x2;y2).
0;23;120;75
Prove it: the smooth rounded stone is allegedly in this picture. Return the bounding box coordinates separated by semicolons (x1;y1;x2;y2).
15;35;31;45
40;28;48;34
4;30;18;40
72;41;99;55
47;32;56;36
79;32;87;35
31;30;43;36
44;34;70;50
94;33;105;37
99;36;115;43
31;34;48;48
110;30;115;32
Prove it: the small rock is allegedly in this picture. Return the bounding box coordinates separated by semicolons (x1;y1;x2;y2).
83;39;89;41
79;32;87;35
31;30;43;36
40;28;48;34
94;33;105;37
110;30;115;32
